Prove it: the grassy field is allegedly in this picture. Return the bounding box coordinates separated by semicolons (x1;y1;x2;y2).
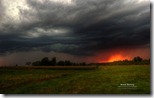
0;65;150;94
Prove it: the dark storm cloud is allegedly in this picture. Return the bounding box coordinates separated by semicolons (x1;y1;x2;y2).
0;0;150;56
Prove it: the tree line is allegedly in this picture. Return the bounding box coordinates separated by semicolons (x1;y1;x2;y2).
27;57;86;66
25;56;150;66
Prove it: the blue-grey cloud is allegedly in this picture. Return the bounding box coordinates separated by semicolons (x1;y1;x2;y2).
0;0;150;57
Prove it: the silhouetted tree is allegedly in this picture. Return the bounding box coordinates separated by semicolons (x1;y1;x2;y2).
51;57;56;66
133;56;143;62
64;60;72;66
41;57;50;65
57;61;65;66
123;59;129;62
32;61;41;66
80;62;86;66
26;62;31;66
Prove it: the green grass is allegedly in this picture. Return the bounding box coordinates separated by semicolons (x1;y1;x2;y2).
0;65;150;94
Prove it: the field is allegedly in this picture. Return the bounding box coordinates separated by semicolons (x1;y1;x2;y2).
0;65;150;94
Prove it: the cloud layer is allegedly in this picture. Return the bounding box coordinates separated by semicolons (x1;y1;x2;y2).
0;0;150;64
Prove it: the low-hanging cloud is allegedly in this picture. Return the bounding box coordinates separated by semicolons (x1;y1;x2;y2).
0;0;150;58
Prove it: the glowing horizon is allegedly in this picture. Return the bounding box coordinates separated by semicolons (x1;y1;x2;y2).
98;54;131;63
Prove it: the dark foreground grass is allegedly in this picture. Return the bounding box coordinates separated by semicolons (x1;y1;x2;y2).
0;65;150;94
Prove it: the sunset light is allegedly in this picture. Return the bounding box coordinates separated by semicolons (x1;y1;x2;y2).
107;54;131;62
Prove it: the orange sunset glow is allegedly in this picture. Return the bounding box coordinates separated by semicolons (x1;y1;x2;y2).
98;54;131;63
95;47;150;63
107;54;131;62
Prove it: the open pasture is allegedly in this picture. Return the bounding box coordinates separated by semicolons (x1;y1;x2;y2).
0;65;150;94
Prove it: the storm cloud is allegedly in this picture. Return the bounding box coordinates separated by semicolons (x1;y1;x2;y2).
0;0;150;64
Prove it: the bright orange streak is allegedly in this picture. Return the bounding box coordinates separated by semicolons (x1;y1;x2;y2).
96;47;150;63
98;54;126;63
108;54;130;62
108;54;123;62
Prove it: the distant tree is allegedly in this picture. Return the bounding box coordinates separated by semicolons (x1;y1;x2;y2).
72;62;77;66
32;61;41;66
123;59;129;62
51;57;57;66
64;60;72;66
133;56;143;62
80;62;86;66
57;61;65;66
41;57;50;65
26;62;31;66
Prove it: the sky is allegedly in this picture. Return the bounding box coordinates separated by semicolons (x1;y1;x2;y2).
0;0;150;66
